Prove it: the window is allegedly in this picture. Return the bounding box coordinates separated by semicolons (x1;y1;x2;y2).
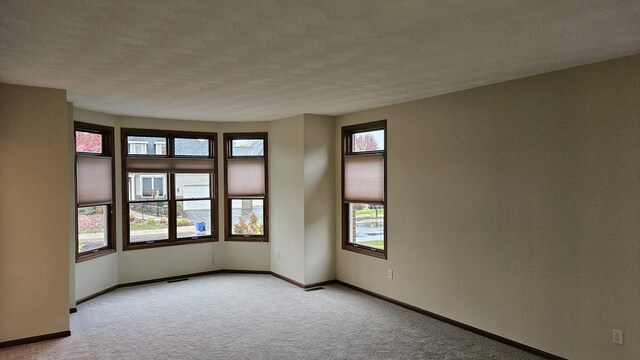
224;133;268;242
140;175;166;198
122;129;217;250
342;120;386;259
75;122;116;261
128;141;148;154
154;142;166;155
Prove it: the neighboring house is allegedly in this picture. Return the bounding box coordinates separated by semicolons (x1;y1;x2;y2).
230;139;264;157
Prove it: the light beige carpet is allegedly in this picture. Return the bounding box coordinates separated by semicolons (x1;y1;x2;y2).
0;273;543;359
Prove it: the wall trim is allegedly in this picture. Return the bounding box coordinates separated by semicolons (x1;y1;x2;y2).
76;285;119;305
303;279;337;289
269;271;305;287
334;280;566;360
0;331;71;349
118;270;223;288
270;272;336;289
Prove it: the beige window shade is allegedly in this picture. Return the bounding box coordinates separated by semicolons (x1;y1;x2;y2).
227;158;265;196
344;155;384;202
126;157;214;172
77;156;113;205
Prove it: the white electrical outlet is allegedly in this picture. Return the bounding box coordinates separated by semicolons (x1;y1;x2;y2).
387;269;393;279
276;251;280;259
612;329;623;345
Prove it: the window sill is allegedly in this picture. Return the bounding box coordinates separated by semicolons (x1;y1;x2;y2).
342;243;387;259
76;248;116;263
225;236;269;243
123;237;217;251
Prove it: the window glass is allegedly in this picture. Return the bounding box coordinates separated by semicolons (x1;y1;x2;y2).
75;131;103;153
129;202;169;242
175;174;210;199
175;138;210;156
230;199;264;235
77;205;109;252
347;203;384;250
177;200;212;238
231;139;264;157
127;173;168;200
352;129;384;152
127;136;166;155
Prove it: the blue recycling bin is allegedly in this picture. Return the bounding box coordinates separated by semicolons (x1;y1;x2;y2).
196;221;206;232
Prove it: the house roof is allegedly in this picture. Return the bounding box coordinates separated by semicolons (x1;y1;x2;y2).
231;140;264;157
128;136;209;155
1;1;638;121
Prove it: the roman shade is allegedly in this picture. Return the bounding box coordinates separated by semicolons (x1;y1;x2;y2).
226;158;265;196
126;157;215;172
344;154;384;202
77;156;113;205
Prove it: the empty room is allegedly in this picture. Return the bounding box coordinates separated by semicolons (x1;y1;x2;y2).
0;1;638;359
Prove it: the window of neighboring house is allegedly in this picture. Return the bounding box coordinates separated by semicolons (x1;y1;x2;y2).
122;129;217;250
155;142;166;155
342;120;387;259
75;122;116;261
128;141;148;154
224;133;268;242
140;175;166;198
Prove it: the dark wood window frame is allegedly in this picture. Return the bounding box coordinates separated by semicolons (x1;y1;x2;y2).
75;121;116;262
341;120;387;259
121;128;218;251
224;133;269;242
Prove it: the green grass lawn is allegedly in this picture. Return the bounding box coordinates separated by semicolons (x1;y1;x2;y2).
355;209;384;217
357;240;384;249
130;224;167;231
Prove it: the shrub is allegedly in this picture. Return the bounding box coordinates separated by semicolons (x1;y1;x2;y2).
353;203;367;211
177;218;192;226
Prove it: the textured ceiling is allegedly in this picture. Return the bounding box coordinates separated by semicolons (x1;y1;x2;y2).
0;0;638;121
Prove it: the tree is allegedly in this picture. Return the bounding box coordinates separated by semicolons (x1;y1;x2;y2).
353;134;378;151
233;213;263;235
76;131;102;153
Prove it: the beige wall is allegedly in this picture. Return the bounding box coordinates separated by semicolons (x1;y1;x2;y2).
75;255;118;299
335;55;640;359
268;114;337;285
303;114;336;284
269;115;306;283
0;83;70;342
